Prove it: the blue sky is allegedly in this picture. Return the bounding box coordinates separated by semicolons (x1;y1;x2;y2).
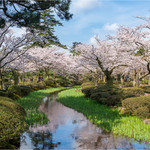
55;0;150;46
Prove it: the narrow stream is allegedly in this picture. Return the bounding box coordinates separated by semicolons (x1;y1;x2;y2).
20;92;150;150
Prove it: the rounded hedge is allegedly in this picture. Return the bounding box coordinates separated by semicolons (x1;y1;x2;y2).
0;97;26;118
7;85;31;99
8;85;21;96
122;87;145;99
0;97;27;148
122;95;150;118
141;86;150;94
84;84;123;106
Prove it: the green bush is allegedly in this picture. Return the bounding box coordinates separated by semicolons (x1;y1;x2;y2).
44;79;55;87
141;86;150;93
122;87;144;99
81;81;95;90
82;87;94;97
0;97;26;118
19;85;31;96
122;81;133;87
29;81;47;90
89;84;123;106
141;79;149;85
7;85;31;99
81;82;96;97
8;92;20;100
37;81;46;89
8;85;21;96
0;97;26;148
0;90;8;97
55;78;71;87
82;83;144;106
122;95;150;118
29;82;39;90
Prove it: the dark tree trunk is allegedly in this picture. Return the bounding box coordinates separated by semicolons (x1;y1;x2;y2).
12;70;19;85
104;69;113;84
0;69;3;89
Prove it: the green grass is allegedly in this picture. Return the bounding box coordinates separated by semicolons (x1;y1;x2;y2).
57;88;150;143
17;87;66;126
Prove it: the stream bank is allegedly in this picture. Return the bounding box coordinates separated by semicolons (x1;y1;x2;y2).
20;90;150;149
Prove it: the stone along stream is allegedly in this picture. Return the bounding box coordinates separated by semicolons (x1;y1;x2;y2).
20;92;150;150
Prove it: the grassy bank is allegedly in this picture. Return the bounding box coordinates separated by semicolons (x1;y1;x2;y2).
17;87;66;126
57;88;150;143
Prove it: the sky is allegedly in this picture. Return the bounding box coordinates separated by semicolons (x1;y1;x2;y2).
13;0;150;47
54;0;150;46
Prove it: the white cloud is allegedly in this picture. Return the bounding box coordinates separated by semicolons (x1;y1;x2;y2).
71;0;102;13
89;35;99;46
103;23;119;31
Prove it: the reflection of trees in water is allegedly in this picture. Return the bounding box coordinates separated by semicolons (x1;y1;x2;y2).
75;134;135;150
29;93;150;150
28;131;60;150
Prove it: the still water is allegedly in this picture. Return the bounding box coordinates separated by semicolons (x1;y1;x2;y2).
20;92;150;150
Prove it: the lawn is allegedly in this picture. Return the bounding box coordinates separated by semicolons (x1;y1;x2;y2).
57;88;150;143
17;87;66;126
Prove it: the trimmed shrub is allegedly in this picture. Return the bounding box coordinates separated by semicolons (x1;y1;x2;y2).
8;85;21;96
7;85;31;99
37;81;46;89
56;78;71;87
141;86;150;93
82;84;144;106
82;87;94;97
122;81;133;87
19;85;31;96
0;97;26;118
122;95;150;118
81;81;95;90
0;90;8;97
29;81;47;90
44;79;55;87
0;97;26;148
8;92;20;100
29;82;39;91
122;87;145;99
141;79;149;85
81;82;96;97
89;84;123;106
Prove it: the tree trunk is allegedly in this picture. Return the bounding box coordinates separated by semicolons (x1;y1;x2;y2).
136;72;140;87
12;70;19;85
121;75;124;85
22;73;25;85
133;70;136;87
148;76;150;85
0;69;3;89
104;70;113;84
133;70;139;87
45;69;49;80
102;75;106;83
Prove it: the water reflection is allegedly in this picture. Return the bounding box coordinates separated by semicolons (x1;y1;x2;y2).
20;93;150;150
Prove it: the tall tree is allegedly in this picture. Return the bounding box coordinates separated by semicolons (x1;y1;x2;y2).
0;0;73;46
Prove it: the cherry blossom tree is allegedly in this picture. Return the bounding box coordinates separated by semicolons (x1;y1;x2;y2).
111;25;150;80
73;38;139;83
0;23;33;88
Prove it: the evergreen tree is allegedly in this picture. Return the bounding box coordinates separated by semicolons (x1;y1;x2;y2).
0;0;73;46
